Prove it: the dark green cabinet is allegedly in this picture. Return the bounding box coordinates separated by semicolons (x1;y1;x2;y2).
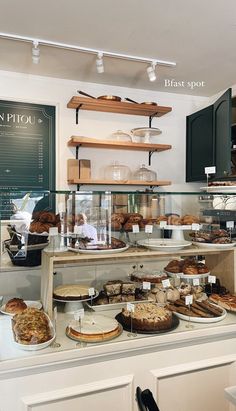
186;88;232;182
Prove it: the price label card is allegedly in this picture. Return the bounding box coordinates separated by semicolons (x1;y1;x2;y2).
191;223;200;231
74;225;83;235
74;309;84;321
208;275;216;284
89;287;95;297
185;294;193;305
160;221;167;228
162;279;171;288
132;224;140;233
226;221;234;229
145;224;153;234
53;306;57;321
205;166;216;175
142;281;151;290
127;302;135;313
193;278;200;286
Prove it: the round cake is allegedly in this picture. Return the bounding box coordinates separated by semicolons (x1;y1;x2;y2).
66;314;121;342
121;302;172;331
131;271;167;284
53;284;91;301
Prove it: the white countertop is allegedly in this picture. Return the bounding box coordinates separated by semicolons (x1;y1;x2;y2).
1;306;236;375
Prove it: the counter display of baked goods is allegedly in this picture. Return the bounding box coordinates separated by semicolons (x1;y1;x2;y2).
66;313;122;343
190;229;234;248
209;294;236;312
168;298;226;323
53;284;98;302
1;298;42;316
11;308;55;350
68;237;129;254
111;212;200;232
115;302;179;333
164;258;210;279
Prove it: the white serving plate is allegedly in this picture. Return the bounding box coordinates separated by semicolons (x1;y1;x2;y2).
164;269;210;280
86;299;149;312
67;245;129;254
192;241;235;249
12;314;55;351
0;300;42;316
174;306;227;323
201;186;236;193
137;239;192;251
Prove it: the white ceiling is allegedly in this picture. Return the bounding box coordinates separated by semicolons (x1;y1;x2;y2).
0;0;236;96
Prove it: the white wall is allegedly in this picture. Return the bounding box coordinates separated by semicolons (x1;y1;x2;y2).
0;70;208;192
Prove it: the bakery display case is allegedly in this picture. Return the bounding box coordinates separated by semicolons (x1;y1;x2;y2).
1;189;236;355
1;189;236;411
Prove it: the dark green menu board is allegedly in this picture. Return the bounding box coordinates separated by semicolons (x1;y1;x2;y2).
0;100;55;190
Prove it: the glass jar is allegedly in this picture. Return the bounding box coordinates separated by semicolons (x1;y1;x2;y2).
133;164;157;181
105;162;131;181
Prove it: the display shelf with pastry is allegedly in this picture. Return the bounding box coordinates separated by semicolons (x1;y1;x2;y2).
190;228;234;248
167;297;227;323
66;313;122;343
86;279;149;311
115;302;179;333
68;236;129;254
164;258;210;279
11;308;55;350
1;298;42;316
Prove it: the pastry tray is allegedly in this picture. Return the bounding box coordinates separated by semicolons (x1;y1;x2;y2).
86;299;149;312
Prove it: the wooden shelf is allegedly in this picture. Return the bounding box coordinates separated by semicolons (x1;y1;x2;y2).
67;96;172;117
68;136;172;152
67;179;171;187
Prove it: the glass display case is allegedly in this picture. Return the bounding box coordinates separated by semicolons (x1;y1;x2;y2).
1;189;236;363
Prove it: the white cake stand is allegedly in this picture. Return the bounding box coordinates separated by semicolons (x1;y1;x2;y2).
54;292;99;314
157;225;201;241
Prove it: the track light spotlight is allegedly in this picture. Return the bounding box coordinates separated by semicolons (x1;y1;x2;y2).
32;41;40;64
96;52;104;73
147;62;157;82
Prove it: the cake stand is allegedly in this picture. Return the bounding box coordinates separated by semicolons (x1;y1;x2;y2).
157;225;201;241
54;291;99;314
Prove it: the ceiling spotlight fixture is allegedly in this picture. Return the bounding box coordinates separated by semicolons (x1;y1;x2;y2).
147;62;157;82
32;40;40;64
0;32;177;74
96;52;104;74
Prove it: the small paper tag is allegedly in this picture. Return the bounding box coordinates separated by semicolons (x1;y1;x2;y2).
132;224;140;233
162;279;171;288
193;278;200;286
226;221;234;229
53;306;57;321
160;221;167;228
89;287;95;297
208;275;216;284
142;281;151;290
205;166;216;175
127;302;135;313
185;294;193;305
74;308;84;321
191;223;200;231
145;224;153;234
